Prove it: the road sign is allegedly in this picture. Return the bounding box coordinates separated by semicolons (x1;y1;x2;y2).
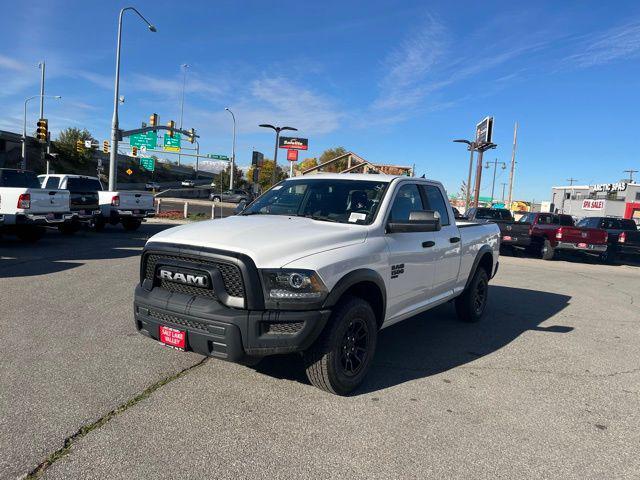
279;136;308;150
475;117;494;145
163;133;181;152
286;149;298;161
140;157;155;172
84;140;92;149
130;131;158;149
207;154;229;160
126;168;133;175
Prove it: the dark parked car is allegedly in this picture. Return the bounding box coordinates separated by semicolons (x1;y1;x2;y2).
576;216;640;263
465;208;515;253
209;189;253;204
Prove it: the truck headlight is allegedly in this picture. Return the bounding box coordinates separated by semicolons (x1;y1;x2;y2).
261;269;328;309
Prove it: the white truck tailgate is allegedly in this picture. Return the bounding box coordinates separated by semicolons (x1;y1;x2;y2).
119;192;154;210
24;189;70;213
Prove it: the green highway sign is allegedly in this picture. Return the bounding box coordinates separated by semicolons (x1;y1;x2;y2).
163;133;181;152
130;131;157;149
208;154;229;160
140;157;155;172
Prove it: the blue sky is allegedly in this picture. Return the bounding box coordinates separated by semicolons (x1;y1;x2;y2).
2;0;640;200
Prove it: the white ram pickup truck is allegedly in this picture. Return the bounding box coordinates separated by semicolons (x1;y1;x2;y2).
0;168;72;242
134;174;500;394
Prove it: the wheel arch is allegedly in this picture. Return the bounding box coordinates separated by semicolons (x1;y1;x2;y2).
323;269;386;328
464;246;494;290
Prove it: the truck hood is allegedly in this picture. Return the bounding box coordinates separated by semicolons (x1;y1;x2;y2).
148;215;368;268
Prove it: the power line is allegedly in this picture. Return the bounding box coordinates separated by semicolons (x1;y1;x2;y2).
623;169;638;183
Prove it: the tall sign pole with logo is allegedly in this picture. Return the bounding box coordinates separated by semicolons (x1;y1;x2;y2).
279;136;308;178
472;117;497;208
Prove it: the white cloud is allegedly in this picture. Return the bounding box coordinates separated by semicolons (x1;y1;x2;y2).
130;73;227;98
567;21;640;67
0;54;28;72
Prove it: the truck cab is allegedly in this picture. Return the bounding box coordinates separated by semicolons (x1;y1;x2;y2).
134;174;500;395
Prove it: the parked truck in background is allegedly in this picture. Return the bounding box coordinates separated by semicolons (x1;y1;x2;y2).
515;212;608;260
465;207;515;253
134;174;500;395
0;168;72;242
38;174;101;234
576;216;640;263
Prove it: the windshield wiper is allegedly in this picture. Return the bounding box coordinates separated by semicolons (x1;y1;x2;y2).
303;214;340;223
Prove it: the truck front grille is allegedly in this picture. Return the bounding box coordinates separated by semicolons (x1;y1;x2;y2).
144;253;245;299
148;309;209;332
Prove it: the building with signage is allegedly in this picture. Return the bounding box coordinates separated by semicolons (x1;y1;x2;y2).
550;182;640;222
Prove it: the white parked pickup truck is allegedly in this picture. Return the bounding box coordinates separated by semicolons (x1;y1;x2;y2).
0;168;72;242
134;174;500;394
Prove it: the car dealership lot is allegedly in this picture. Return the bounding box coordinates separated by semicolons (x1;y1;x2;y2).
1;223;639;479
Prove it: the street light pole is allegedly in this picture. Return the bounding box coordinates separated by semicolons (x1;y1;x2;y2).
195;140;200;179
453;139;475;211
109;7;156;192
177;63;190;167
259;124;297;186
22;94;61;169
225;108;236;189
38;61;45;119
484;158;507;203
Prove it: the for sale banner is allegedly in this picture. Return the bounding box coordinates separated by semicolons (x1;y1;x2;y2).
582;199;606;211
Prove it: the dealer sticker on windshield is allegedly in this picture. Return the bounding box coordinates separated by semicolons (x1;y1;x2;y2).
349;212;367;223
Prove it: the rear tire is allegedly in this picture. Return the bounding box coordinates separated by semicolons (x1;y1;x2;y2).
541;239;555;261
303;296;377;395
121;218;142;231
212;196;221;203
455;268;489;323
600;248;617;265
16;226;45;243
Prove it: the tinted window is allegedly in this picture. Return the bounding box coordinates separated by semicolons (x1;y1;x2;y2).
0;170;41;188
474;208;513;221
558;215;574;226
422;185;450;226
600;218;620;230
517;213;533;223
389;184;424;222
44;177;60;189
66;178;102;191
619;219;637;230
538;214;553;225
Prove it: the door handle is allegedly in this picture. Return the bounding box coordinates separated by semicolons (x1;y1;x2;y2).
449;237;461;243
422;241;435;248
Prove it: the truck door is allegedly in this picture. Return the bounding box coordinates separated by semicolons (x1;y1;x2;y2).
421;184;461;298
384;183;437;320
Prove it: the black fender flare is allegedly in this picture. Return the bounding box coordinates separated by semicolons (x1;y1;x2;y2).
464;245;495;291
322;268;387;320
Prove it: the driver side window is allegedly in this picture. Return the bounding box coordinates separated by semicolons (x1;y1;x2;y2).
389;184;424;222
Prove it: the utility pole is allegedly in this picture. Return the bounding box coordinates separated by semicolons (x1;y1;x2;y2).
501;182;507;203
623;169;638;183
507;121;518;210
566;177;578;186
177;63;190;167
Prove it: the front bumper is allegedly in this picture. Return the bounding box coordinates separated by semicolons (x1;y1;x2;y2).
16;212;74;225
134;285;331;361
556;241;607;253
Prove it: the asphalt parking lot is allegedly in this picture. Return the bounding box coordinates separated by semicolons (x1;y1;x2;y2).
1;222;639;479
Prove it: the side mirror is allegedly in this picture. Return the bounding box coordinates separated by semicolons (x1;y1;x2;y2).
387;210;441;233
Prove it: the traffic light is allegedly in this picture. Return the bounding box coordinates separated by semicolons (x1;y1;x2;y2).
187;128;196;143
36;118;48;143
131;146;138;157
149;113;158;127
76;140;84;153
167;120;175;138
103;140;110;154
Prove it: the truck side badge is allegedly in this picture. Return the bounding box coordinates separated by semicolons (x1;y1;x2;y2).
391;264;405;279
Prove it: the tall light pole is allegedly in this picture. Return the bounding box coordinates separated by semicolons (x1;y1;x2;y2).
23;94;61;169
484;158;507;203
225;108;236;189
453;139;475;211
177;63;190;167
109;7;156;192
38;61;45;119
259;124;297;186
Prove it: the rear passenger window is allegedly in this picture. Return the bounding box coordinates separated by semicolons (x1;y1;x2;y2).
44;177;60;189
422;185;450;226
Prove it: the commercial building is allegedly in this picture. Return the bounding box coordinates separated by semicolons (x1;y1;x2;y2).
550;181;640;221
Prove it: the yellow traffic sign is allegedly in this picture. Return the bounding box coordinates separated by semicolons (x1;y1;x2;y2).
126;168;133;175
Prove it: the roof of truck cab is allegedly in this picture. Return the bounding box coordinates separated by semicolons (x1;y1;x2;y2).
286;173;408;182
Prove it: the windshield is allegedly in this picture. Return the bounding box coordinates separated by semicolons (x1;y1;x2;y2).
66;178;103;191
0;170;41;188
475;208;513;221
241;178;389;224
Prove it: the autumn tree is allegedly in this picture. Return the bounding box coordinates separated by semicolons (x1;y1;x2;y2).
246;159;287;191
318;146;348;172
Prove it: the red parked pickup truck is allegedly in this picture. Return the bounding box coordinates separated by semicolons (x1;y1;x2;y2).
513;212;608;260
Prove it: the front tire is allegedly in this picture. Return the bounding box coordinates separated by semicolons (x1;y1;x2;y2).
303;296;377;395
455;268;489;323
212;196;221;203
